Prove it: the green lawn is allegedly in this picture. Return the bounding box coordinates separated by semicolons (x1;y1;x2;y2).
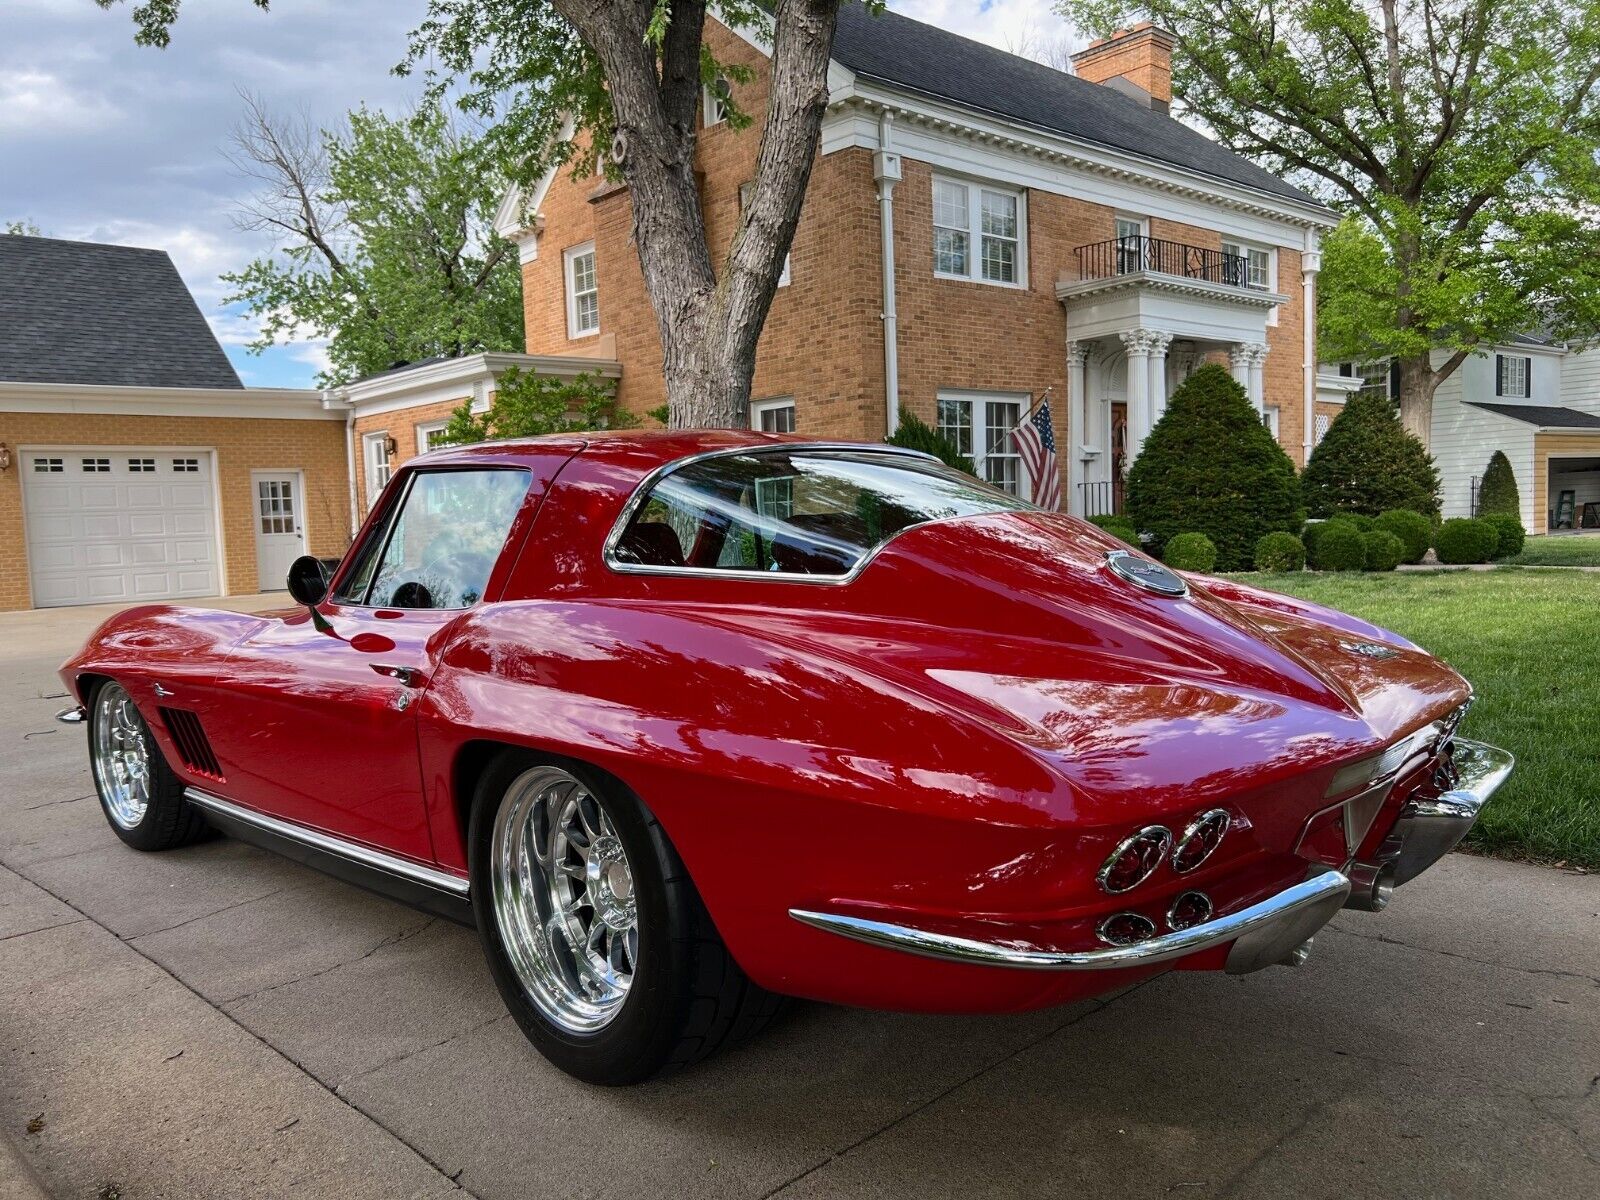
1505;535;1600;567
1231;568;1600;869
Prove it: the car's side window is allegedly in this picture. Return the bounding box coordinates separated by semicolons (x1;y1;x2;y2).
334;468;530;609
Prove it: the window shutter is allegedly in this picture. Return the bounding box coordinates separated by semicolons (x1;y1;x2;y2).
1496;356;1506;396
1521;357;1532;398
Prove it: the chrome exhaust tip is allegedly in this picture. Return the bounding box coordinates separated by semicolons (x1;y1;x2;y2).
1343;860;1396;912
1278;936;1314;968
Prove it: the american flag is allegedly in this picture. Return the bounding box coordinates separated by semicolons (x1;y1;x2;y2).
1011;393;1061;510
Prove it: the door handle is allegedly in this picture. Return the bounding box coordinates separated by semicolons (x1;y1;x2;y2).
371;664;424;687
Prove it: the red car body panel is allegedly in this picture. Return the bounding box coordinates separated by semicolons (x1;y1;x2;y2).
60;431;1474;1014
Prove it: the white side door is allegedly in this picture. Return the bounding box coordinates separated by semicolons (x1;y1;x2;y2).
252;470;308;591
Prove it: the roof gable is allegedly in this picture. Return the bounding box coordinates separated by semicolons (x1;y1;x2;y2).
0;236;242;389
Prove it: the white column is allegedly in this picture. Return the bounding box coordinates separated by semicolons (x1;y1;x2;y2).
1121;329;1153;468
1302;228;1322;466
1230;343;1254;403
1066;340;1091;516
1146;331;1172;431
1248;342;1268;413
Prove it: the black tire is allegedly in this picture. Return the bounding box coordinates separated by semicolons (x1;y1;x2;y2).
468;749;784;1084
87;679;208;852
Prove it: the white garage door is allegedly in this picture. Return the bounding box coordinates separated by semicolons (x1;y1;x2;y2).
22;449;221;608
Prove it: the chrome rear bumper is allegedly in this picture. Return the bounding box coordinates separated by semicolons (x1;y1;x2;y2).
1390;737;1513;885
790;868;1352;975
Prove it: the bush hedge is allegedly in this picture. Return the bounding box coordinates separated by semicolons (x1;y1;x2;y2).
1434;517;1499;564
1361;530;1406;572
1254;532;1306;573
1087;513;1139;546
1311;522;1366;571
1302;517;1354;561
887;411;975;474
1301;393;1441;518
1478;450;1520;517
1481;511;1527;559
1163;532;1218;572
1375;508;1433;564
1125;364;1303;570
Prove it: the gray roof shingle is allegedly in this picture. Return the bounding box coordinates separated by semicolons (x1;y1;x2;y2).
0;235;241;389
829;5;1323;208
1464;402;1600;429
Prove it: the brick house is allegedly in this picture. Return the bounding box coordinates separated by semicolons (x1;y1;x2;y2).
473;7;1340;516
0;236;350;610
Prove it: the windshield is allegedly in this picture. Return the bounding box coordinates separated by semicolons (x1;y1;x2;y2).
609;448;1034;579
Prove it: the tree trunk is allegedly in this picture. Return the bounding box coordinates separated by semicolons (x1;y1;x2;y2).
555;0;840;430
1395;354;1437;445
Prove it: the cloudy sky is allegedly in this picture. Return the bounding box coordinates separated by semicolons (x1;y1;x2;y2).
1;0;1079;388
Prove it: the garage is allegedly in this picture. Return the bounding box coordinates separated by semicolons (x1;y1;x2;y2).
21;447;220;607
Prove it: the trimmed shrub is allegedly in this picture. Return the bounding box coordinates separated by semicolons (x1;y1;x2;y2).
1362;530;1406;572
1341;512;1377;532
1087;514;1139;546
1481;511;1526;559
1311;522;1366;571
1301;393;1441;517
1434;517;1498;564
1125;364;1303;570
1375;508;1432;564
1254;532;1306;573
1301;517;1356;562
888;412;975;475
1163;532;1218;572
1478;450;1520;516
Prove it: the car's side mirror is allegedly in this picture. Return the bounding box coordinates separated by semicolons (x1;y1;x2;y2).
286;555;330;607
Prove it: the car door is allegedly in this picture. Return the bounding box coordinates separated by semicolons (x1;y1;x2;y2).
209;466;535;863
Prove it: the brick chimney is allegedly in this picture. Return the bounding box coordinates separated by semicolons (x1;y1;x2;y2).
1070;22;1175;113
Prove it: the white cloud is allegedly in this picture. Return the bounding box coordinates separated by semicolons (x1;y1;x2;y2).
0;69;122;136
889;0;1083;64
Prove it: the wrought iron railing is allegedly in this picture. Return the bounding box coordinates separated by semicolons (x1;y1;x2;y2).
1074;235;1249;288
1079;480;1119;517
1469;476;1482;517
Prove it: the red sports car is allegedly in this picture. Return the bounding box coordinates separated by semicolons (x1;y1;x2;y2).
58;431;1512;1084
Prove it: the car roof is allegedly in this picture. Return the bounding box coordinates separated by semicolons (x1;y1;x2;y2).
412;429;888;474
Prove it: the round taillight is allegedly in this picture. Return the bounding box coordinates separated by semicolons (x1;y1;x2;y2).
1097;911;1157;947
1096;826;1173;894
1171;809;1230;874
1167;890;1214;931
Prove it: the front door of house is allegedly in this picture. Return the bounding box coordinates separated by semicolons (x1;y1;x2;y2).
1110;403;1128;514
253;470;307;591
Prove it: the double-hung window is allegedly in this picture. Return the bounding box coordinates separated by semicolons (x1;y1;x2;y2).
751;397;796;433
1496;354;1531;398
932;176;1024;286
703;75;732;127
363;431;391;508
1115;215;1147;274
937;392;1025;495
416;420;454;453
1221;240;1272;291
564;242;599;338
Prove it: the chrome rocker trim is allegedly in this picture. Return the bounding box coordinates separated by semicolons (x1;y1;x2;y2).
1391;737;1513;886
789;868;1352;975
182;787;470;898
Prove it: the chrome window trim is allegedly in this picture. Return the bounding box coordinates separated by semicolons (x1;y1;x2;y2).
183;787;469;897
600;441;1032;587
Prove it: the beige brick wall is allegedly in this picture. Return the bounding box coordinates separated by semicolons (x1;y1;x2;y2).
0;411;350;611
352;396;473;516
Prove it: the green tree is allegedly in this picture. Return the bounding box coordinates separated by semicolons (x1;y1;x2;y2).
1301;393;1441;517
1478;450;1521;516
1058;0;1600;443
1125;364;1303;570
4;220;43;236
441;368;633;442
220;94;523;386
104;0;874;428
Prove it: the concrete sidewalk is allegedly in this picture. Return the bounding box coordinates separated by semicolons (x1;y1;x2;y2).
2;598;1596;1198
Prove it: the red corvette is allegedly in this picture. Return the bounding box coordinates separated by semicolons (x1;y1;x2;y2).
58;431;1512;1083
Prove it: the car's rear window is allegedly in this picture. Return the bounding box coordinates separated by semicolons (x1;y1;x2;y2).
609;448;1033;579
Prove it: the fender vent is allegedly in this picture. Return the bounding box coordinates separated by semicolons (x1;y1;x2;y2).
158;707;224;781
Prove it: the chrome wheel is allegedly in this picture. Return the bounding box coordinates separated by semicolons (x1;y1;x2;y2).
92;683;152;830
490;766;639;1034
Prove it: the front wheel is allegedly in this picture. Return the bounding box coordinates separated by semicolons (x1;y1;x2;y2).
469;753;783;1084
88;680;207;851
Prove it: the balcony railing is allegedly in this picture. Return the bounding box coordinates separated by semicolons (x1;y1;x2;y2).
1079;480;1121;517
1074;235;1250;288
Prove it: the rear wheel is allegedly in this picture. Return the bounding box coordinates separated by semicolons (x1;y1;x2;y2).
88;680;206;851
469;752;783;1084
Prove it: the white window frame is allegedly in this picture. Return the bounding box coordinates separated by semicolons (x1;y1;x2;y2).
416;420;453;454
1114;215;1148;274
564;241;599;339
932;175;1027;288
1496;354;1531;399
1263;405;1281;440
1221;239;1275;292
936;390;1028;496
751;397;797;433
739;182;790;287
363;431;391;508
703;76;731;127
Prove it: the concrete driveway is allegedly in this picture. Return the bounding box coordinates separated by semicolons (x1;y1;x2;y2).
2;599;1596;1199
